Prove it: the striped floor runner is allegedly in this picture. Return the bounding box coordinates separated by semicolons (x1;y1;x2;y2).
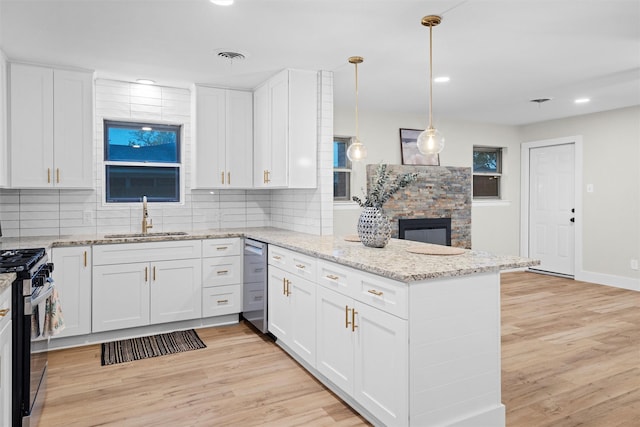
101;329;206;366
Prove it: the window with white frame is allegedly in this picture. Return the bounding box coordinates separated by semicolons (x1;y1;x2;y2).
104;120;181;203
333;136;352;201
473;146;502;199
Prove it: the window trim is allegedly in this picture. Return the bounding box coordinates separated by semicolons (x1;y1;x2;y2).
473;146;503;200
333;136;353;202
102;119;185;205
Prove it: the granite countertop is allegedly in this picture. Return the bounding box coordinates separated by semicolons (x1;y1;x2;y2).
0;272;16;294
0;227;539;283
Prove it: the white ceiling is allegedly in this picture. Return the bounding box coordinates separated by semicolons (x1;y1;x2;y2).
1;0;639;125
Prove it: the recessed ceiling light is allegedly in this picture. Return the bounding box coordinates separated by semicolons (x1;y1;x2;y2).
574;98;590;104
210;0;234;5
434;76;450;83
136;79;155;85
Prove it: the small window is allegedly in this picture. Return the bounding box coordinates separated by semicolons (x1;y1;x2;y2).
333;136;352;201
473;147;502;199
104;120;181;203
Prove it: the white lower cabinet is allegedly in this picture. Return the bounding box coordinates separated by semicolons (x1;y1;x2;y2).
51;246;91;337
316;286;409;426
93;262;149;332
92;241;202;333
151;259;202;324
0;285;11;427
201;238;242;317
268;264;317;367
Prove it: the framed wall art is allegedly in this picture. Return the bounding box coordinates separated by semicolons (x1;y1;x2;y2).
399;128;440;166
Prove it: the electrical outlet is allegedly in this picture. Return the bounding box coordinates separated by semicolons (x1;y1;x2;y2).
83;210;93;225
631;259;639;271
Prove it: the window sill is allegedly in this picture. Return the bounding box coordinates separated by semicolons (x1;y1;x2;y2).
472;199;512;207
333;201;360;210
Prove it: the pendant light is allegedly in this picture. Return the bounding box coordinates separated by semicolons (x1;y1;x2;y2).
417;15;445;155
346;56;368;162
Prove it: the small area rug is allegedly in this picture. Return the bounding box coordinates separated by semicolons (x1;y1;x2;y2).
101;329;206;366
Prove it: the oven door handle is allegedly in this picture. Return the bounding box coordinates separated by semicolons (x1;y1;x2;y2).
26;279;55;314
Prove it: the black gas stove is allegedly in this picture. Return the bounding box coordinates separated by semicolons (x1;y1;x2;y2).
0;248;47;274
2;247;54;427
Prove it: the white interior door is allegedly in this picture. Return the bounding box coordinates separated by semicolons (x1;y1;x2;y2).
529;143;575;276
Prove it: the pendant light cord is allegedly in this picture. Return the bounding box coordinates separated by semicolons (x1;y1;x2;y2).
355;61;360;141
428;23;433;129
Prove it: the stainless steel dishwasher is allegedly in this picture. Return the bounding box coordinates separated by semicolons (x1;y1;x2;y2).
243;239;268;333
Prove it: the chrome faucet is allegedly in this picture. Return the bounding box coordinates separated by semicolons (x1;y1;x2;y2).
142;195;153;234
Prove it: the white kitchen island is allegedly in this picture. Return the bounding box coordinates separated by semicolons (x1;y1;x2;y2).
243;229;539;427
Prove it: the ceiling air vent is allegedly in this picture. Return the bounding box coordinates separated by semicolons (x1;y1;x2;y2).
217;51;245;61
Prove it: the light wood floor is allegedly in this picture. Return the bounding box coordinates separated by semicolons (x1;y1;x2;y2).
39;272;639;426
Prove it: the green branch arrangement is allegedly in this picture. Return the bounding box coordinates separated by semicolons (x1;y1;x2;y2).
352;164;418;209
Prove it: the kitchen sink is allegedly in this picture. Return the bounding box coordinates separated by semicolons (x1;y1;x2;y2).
103;231;189;239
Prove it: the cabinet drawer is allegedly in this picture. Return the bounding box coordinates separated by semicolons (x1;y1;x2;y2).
318;259;408;319
202;238;241;257
317;259;352;296
268;245;316;282
353;270;408;319
202;256;241;287
93;240;201;265
202;284;241;317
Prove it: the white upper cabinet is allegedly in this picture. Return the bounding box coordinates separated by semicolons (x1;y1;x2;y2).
0;51;8;187
253;69;317;189
9;63;93;188
192;85;253;189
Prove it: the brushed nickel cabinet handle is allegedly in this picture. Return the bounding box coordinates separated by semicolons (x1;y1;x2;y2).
216;246;228;251
145;266;148;282
216;270;228;275
352;309;358;332
221;171;225;184
227;172;231;185
285;279;291;296
295;264;306;269
326;274;339;280
56;168;60;183
153;266;156;281
84;251;87;267
47;168;51;183
217;299;228;304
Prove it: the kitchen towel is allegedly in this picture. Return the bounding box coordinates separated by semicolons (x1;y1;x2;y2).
43;287;65;337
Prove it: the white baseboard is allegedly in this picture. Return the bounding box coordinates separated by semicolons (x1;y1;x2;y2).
576;270;640;291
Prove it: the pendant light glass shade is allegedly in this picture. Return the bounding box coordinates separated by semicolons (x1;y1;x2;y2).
346;138;368;162
417;126;444;155
418;15;445;155
347;56;367;162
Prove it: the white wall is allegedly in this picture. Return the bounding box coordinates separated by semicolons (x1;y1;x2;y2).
519;106;640;288
333;107;523;256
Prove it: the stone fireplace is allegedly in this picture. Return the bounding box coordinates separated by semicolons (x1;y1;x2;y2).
366;164;472;248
